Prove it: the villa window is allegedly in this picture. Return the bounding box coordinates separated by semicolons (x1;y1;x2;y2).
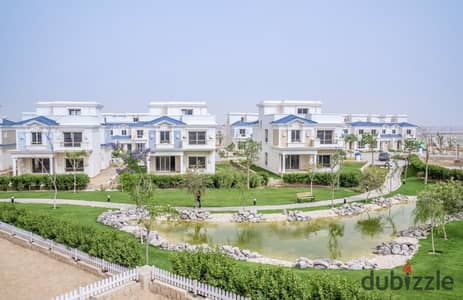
160;131;170;144
343;129;348;135
32;158;50;173
371;129;377;135
265;129;269;143
382;129;386;134
358;129;364;135
65;158;84;172
285;155;300;170
63;132;82;147
265;152;268;166
392;129;396;134
126;144;132;152
317;130;333;144
181;109;193;116
297;108;308;115
121;130;127;136
110;130;114;136
137;130;144;138
238;141;246;150
133;117;139;122
239;129;246;137
136;143;145;150
68;109;81;116
31;132;42;145
188;156;206;169
291;130;301;143
188;131;206;145
156;156;175;172
406;129;412;135
317;155;331;168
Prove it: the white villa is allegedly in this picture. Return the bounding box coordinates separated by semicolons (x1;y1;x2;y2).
0;99;417;177
225;112;259;149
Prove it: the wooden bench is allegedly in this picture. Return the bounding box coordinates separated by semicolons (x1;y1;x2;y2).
296;192;315;203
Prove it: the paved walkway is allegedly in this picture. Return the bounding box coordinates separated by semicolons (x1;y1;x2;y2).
0;161;404;212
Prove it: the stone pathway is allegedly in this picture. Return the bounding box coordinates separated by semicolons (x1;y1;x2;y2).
87;166;118;190
0;160;405;212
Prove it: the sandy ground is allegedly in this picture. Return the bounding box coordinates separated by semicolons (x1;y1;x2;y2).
0;238;101;300
427;156;463;169
100;282;168;300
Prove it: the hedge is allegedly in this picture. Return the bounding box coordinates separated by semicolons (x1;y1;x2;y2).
409;154;463;181
0;204;142;267
171;250;383;300
0;174;90;191
118;172;266;191
282;170;362;187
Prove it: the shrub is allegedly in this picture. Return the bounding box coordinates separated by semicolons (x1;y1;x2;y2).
282;170;362;187
0;174;89;191
0;204;142;267
170;250;384;300
118;172;265;191
409;154;463;181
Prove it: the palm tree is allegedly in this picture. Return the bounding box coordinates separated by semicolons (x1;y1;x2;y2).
361;133;377;164
344;134;358;157
65;150;87;193
413;189;445;254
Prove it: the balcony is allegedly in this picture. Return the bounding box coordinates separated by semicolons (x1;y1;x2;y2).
314;138;344;148
55;142;91;151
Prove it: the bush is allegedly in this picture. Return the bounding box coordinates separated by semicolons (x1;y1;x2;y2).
171;250;384;300
282;170;362;187
118;172;266;191
0;204;142;267
409;154;463;181
0;174;89;191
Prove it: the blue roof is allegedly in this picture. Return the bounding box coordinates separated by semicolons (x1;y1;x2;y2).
271;114;317;125
349;121;417;128
380;134;402;139
231;120;259;127
1;118;15;126
14;116;59;126
104;115;186;127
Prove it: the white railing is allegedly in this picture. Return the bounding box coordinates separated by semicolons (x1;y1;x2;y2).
0;221;129;275
52;268;138;300
151;266;249;300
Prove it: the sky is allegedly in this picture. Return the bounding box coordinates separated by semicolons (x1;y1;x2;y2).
0;0;462;126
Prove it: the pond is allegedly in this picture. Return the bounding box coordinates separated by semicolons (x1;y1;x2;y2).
155;202;416;261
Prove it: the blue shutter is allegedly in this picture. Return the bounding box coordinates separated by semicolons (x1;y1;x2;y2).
174;130;182;148
149;130;156;149
17;132;26;150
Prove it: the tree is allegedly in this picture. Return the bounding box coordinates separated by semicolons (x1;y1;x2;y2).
328;222;344;259
306;162;317;195
361;133;377;164
413;188;445;254
328;149;345;208
344;134;358;157
387;160;399;193
243;139;262;189
65;150;87;193
130;175;177;264
359;168;384;203
403;139;420;183
236;178;250;207
184;169;211;208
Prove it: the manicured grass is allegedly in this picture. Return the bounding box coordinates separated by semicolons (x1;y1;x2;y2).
250;165;281;179
385;177;431;197
0;186;358;207
341;161;365;172
8;203;463;299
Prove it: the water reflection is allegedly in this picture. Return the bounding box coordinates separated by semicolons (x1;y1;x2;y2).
155;202;416;261
328;222;344;259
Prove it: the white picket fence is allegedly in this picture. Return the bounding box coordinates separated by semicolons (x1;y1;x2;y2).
52;268;138;300
0;221;129;275
151;266;250;300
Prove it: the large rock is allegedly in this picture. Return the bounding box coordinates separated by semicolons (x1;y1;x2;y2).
332;203;365;216
286;210;311;222
232;209;265;223
178;209;210;221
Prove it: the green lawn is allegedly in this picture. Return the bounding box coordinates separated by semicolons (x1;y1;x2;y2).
0;186;358;207
385;177;431;198
341;161;365;172
6;203;463;299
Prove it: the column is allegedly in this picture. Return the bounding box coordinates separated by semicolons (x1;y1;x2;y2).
49;156;54;174
12;158;17;176
282;154;286;173
146;156;151;174
179;155;184;174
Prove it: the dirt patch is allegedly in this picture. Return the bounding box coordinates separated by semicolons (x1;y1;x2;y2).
0;237;101;300
427;156;463;169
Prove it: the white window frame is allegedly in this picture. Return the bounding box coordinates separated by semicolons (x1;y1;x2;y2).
31;132;42;145
188;156;206;169
68;109;81;116
137;130;144;138
160;131;170;144
188;131;206;145
291;130;301;143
